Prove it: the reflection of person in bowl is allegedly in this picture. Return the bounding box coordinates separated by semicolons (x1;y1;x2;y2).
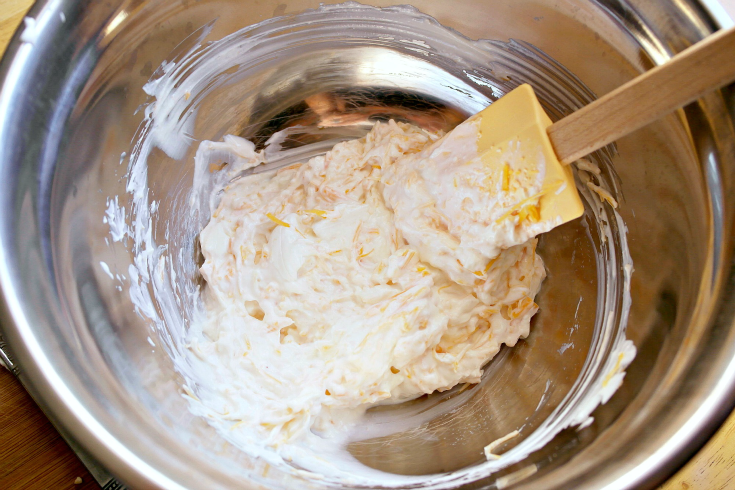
245;84;466;150
302;89;464;130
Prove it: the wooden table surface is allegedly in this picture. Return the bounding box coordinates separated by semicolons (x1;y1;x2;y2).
0;369;99;489
1;2;735;489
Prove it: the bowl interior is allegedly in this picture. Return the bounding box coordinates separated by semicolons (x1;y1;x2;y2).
3;0;731;489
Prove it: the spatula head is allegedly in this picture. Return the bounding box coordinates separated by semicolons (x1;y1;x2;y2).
477;84;584;227
377;84;586;276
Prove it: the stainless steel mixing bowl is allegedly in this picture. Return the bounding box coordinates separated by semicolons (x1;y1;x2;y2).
1;1;735;489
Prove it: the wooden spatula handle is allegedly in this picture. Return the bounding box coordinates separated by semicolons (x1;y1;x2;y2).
548;26;735;165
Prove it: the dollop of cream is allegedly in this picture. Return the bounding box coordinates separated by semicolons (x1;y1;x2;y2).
190;120;547;448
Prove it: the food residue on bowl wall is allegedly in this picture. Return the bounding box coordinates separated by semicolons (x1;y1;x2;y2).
102;3;635;487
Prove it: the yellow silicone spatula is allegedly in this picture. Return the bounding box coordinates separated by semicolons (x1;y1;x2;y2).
479;25;735;226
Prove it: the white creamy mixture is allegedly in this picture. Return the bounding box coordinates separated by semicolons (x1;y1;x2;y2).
191;118;555;448
100;4;637;486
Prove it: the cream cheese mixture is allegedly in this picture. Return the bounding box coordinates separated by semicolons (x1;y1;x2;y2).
104;4;637;486
191;118;555;448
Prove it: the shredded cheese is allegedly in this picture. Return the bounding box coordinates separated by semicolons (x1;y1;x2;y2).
484;429;520;460
502;163;510;191
266;213;290;227
586;182;618;208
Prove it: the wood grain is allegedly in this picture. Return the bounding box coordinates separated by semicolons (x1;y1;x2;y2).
0;0;32;51
548;26;735;164
0;369;99;489
0;1;734;489
660;410;735;490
